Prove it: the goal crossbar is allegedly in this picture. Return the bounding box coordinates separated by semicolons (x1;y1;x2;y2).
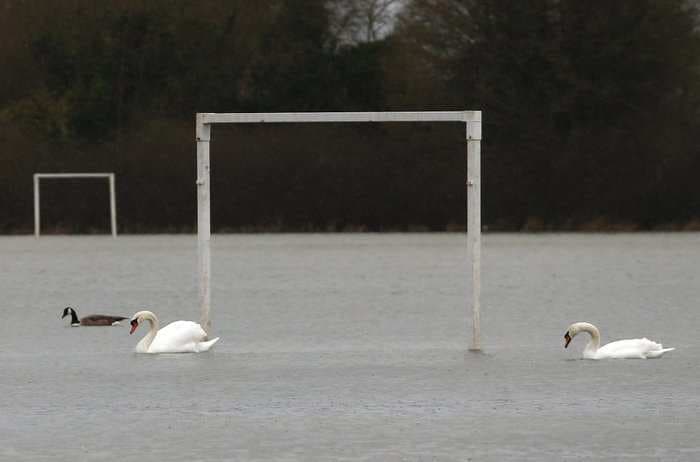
199;111;480;124
33;173;117;237
195;111;482;350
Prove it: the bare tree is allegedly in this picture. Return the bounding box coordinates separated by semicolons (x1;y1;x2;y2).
328;0;404;45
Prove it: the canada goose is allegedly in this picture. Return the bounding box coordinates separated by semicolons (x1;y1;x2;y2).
61;306;127;326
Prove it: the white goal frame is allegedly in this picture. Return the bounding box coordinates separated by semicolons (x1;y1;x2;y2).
196;111;482;350
33;173;117;238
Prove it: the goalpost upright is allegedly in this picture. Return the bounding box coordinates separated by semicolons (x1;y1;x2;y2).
196;111;482;350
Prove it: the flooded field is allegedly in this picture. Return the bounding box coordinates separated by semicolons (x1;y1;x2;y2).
1;233;698;461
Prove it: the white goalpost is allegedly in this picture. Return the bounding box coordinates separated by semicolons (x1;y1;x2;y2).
33;173;118;238
195;111;482;350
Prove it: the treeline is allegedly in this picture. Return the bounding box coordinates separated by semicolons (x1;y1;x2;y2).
1;0;699;233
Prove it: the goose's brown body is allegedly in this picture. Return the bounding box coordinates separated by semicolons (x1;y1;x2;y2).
79;314;128;326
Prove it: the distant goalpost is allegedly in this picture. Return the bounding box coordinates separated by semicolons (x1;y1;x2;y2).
195;111;482;350
33;173;117;237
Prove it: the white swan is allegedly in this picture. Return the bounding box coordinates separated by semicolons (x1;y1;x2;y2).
129;310;219;354
564;322;674;359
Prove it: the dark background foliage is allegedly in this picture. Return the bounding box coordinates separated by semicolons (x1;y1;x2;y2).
1;0;699;233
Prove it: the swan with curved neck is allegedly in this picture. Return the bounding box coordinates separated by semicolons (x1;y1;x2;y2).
129;310;219;354
61;306;127;326
564;322;674;359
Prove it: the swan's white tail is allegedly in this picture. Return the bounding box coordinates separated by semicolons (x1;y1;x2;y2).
647;347;675;359
197;337;220;352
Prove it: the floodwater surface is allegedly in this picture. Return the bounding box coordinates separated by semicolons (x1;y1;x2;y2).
1;233;699;461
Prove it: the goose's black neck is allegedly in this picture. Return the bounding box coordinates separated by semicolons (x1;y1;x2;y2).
64;307;80;325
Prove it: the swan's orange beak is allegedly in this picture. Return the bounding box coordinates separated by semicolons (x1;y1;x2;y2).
129;319;138;335
564;332;572;348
